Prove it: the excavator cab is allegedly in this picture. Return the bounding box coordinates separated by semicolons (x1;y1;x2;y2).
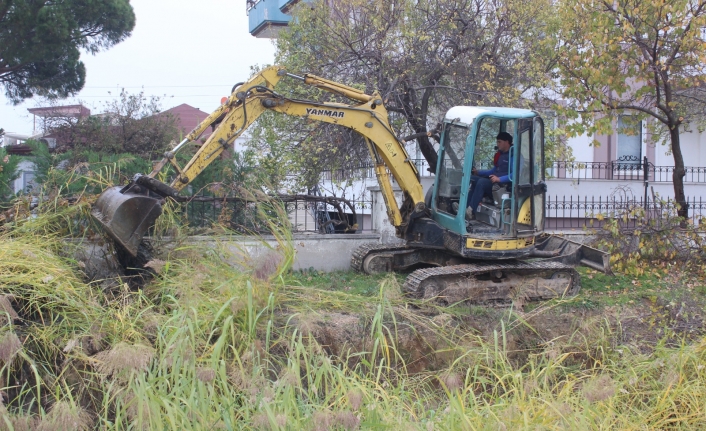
427;107;609;270
383;107;609;304
432;107;545;249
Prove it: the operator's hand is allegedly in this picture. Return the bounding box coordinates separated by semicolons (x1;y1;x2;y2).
489;175;500;183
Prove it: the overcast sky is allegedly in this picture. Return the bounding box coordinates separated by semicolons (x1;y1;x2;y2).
0;0;277;135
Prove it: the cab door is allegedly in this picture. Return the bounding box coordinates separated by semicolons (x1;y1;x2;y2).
431;123;471;233
513;117;546;235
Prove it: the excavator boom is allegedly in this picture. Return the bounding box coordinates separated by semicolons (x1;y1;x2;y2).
92;66;424;256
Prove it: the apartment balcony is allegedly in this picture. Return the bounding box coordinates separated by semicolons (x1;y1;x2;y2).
247;0;312;38
247;0;292;38
278;0;303;13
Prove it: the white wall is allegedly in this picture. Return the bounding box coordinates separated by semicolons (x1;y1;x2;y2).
566;133;594;163
12;160;36;194
674;128;706;167
2;133;30;147
564;122;705;169
367;185;404;244
545;178;706;201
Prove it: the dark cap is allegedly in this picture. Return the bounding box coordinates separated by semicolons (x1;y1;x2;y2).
496;131;513;144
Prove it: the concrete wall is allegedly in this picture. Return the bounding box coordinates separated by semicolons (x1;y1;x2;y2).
568;133;594;163
76;232;382;280
164;233;380;272
367;177;435;244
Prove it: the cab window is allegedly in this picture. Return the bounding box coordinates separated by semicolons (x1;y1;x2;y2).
435;124;469;214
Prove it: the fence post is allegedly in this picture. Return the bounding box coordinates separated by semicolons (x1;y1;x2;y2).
643;156;649;210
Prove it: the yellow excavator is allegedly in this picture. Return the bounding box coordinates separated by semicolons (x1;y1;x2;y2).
92;66;610;304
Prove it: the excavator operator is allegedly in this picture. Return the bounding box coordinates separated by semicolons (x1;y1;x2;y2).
466;131;513;220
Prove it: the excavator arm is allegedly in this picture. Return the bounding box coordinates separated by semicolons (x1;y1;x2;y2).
93;66;427;256
254;76;426;227
147;66;284;189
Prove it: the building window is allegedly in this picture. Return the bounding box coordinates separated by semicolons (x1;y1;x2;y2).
617;116;642;165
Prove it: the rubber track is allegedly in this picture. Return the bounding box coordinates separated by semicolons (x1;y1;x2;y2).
403;260;579;299
350;243;411;272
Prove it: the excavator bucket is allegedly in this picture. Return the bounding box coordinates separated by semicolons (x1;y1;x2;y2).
91;186;163;257
534;235;612;274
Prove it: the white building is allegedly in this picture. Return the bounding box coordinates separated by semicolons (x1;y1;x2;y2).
1;132;38;194
547;117;706;202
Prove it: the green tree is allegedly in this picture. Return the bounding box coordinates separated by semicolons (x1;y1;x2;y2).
46;90;179;161
553;0;706;219
24;139;151;195
0;0;135;103
262;0;554;181
0;146;19;201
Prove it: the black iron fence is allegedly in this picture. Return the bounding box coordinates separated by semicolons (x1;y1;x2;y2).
180;192;706;234
545;195;706;230
319;156;706;184
546;155;706;183
181;193;375;234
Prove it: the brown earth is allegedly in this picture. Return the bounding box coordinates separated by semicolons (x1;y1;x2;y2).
283;289;706;372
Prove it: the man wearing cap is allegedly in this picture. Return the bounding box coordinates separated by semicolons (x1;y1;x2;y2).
466;131;513;219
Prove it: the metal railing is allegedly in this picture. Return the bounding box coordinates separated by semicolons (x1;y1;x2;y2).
319;156;706;184
181;193;375;234
547;156;706;183
320;158;435;182
180;192;706;234
545;195;706;230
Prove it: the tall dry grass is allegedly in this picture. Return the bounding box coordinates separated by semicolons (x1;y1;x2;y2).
0;174;704;429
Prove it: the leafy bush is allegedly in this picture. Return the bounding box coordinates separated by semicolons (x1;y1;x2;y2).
24;139;152;194
592;202;706;276
0;147;20;203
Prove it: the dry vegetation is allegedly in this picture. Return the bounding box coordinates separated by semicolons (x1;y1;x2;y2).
0;190;704;430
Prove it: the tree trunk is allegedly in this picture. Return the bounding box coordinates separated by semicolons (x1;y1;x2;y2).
398;107;438;172
398;81;439;173
669;124;688;223
414;134;438;173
